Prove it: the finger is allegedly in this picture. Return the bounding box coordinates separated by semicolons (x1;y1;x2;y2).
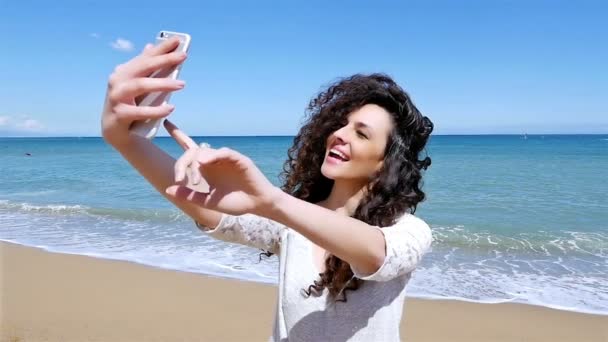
193;143;213;184
163;119;197;150
132;51;187;78
115;103;175;121
175;148;199;183
119;48;186;79
197;147;241;166
147;35;182;56
142;43;154;55
109;36;184;81
112;77;185;100
185;165;210;193
190;162;199;184
191;161;202;184
165;185;210;203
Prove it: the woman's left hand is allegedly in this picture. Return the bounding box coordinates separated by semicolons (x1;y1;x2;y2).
164;124;280;217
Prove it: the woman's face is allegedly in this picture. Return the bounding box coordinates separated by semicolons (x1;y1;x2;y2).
321;104;394;183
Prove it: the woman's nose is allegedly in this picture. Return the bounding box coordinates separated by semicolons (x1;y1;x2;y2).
333;127;349;144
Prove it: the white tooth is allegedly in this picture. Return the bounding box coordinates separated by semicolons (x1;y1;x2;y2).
331;149;347;160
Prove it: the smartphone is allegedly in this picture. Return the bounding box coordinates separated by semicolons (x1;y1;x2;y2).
130;31;191;139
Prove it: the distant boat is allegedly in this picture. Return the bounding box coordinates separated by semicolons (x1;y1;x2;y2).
523;133;528;140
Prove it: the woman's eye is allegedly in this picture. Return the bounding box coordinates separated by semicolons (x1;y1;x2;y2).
357;131;368;139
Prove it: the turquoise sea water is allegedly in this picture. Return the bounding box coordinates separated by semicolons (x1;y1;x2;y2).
1;135;606;315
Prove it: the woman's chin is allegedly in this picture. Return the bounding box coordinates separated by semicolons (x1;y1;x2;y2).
320;163;338;180
321;163;350;180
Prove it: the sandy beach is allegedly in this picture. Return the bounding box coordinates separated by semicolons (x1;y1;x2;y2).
1;241;606;342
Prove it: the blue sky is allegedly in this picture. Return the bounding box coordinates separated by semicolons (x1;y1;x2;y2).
1;0;606;136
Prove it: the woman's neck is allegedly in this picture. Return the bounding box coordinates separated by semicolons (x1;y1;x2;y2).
317;179;367;216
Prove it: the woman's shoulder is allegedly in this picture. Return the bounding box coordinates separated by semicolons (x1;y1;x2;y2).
391;212;433;241
396;211;429;226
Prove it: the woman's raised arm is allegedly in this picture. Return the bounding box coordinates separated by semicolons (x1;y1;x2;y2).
100;37;222;229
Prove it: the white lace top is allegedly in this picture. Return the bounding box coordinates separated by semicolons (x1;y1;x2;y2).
196;212;432;341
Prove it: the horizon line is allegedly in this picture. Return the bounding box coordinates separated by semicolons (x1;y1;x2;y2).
1;133;608;138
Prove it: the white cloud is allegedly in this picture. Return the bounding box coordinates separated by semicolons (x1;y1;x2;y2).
0;115;46;135
16;119;45;131
90;33;101;39
110;38;134;52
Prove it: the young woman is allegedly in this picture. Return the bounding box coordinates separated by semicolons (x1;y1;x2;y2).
101;36;434;341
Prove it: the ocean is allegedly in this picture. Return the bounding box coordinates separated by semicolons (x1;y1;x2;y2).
1;135;606;315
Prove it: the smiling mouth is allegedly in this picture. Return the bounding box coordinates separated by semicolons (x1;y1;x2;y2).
327;149;350;163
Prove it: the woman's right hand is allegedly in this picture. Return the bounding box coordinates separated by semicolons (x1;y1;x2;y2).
101;36;188;148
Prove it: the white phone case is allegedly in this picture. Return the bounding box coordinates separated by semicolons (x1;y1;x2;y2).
130;31;191;139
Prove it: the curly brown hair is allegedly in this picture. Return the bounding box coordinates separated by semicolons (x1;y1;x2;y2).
262;73;433;302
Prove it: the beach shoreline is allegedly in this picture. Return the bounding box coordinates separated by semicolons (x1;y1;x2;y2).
2;240;606;341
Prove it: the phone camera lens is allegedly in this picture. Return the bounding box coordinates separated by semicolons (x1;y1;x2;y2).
160;32;167;38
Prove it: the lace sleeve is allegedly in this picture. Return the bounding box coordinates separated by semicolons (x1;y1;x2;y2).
195;213;285;254
350;214;433;282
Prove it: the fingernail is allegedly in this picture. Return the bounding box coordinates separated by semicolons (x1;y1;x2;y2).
176;80;185;88
165;186;177;196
